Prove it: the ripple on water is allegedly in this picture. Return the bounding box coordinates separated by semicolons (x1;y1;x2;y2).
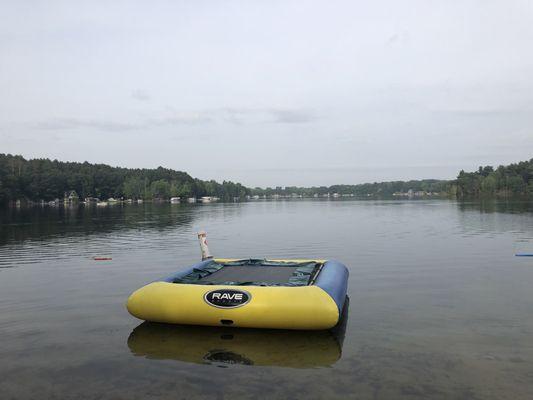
1;201;533;399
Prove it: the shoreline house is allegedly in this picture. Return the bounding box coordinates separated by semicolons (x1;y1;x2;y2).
64;190;79;204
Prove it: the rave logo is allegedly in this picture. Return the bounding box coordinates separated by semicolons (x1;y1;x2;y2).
204;289;251;308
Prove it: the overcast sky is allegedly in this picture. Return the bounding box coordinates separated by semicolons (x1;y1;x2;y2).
1;1;532;187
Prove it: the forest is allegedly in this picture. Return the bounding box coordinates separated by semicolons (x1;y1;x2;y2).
251;159;533;198
455;159;533;197
0;154;249;204
250;179;451;198
1;154;532;205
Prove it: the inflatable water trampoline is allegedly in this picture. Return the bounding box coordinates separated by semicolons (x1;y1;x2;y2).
127;232;349;330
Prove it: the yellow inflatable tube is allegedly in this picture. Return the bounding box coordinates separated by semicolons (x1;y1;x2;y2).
127;282;339;330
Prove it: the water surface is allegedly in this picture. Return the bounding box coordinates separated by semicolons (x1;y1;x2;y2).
1;199;533;399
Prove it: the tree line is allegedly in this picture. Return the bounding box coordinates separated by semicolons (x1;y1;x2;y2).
456;159;533;197
0;154;249;204
251;159;533;198
250;179;451;198
1;154;532;205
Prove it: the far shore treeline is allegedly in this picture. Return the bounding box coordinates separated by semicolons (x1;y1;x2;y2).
250;158;533;198
0;154;249;204
0;154;532;206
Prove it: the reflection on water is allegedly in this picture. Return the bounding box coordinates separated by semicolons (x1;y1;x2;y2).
0;204;200;267
457;198;533;214
128;298;348;369
1;200;533;399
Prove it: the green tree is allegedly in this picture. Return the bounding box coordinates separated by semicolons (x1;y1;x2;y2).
177;182;192;198
123;177;144;199
150;179;171;199
480;174;497;194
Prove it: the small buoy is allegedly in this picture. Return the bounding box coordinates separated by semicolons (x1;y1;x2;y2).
93;257;112;261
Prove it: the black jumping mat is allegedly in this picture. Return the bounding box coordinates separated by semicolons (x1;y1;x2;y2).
172;259;322;286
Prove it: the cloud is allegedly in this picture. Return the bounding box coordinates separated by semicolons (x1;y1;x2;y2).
218;108;317;124
385;30;410;46
33;118;140;132
32;113;213;132
152;112;213;126
428;105;528;117
131;89;151;102
386;33;400;45
268;109;317;124
29;107;318;133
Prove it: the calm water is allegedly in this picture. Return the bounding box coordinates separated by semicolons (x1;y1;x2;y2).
1;199;533;400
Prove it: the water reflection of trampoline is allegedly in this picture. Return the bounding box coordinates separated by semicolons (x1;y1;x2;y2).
127;297;349;368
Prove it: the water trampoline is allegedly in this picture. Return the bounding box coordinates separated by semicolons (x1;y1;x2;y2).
127;233;349;330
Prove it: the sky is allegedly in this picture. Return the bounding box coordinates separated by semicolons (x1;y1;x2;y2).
1;0;532;187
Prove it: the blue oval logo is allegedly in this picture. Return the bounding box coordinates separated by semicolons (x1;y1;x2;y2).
204;289;251;308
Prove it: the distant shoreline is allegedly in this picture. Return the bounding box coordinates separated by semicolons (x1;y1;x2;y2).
1;154;531;206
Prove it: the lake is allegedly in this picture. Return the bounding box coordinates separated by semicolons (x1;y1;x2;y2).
1;199;533;400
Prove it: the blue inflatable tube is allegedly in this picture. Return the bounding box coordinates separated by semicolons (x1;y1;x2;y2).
314;260;349;314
